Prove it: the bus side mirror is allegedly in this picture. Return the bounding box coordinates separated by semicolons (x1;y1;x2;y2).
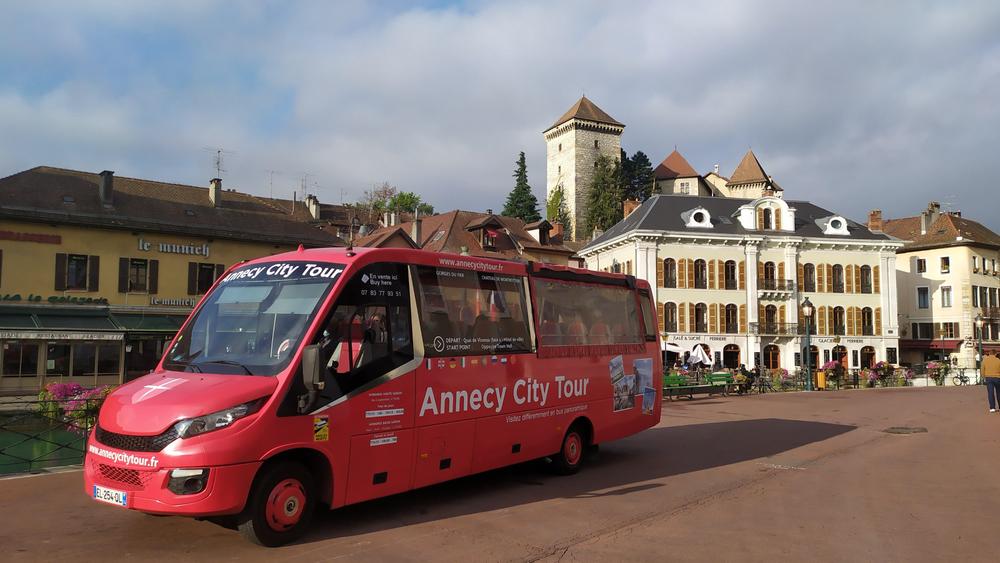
297;344;324;414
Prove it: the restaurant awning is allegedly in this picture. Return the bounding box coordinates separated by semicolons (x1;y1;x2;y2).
111;313;188;332
34;313;119;330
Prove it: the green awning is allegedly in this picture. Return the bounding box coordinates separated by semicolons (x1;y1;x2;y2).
0;313;38;329
112;313;187;332
34;313;119;330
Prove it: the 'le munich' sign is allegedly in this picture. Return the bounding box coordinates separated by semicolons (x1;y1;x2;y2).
138;237;210;257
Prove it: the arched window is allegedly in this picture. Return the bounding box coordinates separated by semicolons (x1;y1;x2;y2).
724;260;737;290
723;344;740;369
763;208;773;230
763;344;780;369
763;261;776;289
724;304;738;333
860;346;876;369
695;303;708;332
832;345;848;368
860;265;872;294
803;263;816;292
802;345;819;370
833;306;846;335
832;265;845;293
664;259;677;288
694;259;707;289
665;302;677;332
861;307;874;336
765;304;778;333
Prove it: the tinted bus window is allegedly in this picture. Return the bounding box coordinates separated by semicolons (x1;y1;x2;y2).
638;288;657;340
414;266;531;357
535;279;642;346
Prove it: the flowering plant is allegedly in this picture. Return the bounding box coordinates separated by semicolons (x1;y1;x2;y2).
925;361;949;385
821;360;839;371
37;383;113;433
863;368;878;387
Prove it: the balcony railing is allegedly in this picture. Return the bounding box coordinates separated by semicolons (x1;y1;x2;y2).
751;322;800;336
759;279;795;291
981;307;1000;319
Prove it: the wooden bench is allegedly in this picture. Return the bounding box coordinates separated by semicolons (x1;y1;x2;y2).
703;373;737;396
663;374;714;400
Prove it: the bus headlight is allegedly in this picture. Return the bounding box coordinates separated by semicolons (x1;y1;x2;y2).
174;399;265;439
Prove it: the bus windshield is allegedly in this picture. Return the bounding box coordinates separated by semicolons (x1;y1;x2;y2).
164;261;345;376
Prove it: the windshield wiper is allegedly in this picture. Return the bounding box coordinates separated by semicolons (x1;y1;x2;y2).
197;360;254;375
164;360;201;373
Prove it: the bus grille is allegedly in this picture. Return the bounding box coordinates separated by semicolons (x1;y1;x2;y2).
96;463;156;491
95;425;178;452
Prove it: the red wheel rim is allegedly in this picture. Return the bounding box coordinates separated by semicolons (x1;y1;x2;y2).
265;478;306;531
564;432;582;466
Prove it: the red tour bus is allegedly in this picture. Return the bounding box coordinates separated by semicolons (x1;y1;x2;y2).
83;248;662;546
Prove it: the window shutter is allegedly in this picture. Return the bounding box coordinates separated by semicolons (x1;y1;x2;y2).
709;303;718;333
708;260;716;289
875;307;882;336
54;253;67;291
677;259;687;289
778;304;786;327
716;260;724;289
149;260;159;294
873;265;881;293
797;263;804;291
774;211;782;231
845;265;853;293
757;261;765;282
825;264;834;293
847;307;856;336
818;306;828;336
187;262;198;295
677;302;687;333
686;259;694;289
87;255;100;292
657;302;664;332
758;304;765;326
656;259;664;288
689;303;696;332
739;304;747;333
778;262;785;282
855;265;863;293
739;261;746;289
816;263;825;293
756;207;764;230
118;257;129;293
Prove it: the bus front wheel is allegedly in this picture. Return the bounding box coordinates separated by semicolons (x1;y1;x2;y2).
550;426;587;475
238;461;316;547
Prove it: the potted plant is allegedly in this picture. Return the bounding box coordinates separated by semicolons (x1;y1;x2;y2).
863;368;878;388
37;382;113;434
925;361;948;386
874;361;894;387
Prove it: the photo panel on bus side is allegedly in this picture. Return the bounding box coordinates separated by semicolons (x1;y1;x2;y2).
412;266;532;357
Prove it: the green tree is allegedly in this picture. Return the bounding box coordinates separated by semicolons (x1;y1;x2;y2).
546;185;571;229
585;155;623;236
629;151;655;201
388;191;430;214
502;152;541;223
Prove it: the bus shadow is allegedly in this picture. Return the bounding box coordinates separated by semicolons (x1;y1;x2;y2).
302;417;854;544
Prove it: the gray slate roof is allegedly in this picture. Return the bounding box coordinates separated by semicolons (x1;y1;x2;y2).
583;194;893;250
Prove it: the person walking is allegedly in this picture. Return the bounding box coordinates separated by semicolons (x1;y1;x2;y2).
982;352;1000;412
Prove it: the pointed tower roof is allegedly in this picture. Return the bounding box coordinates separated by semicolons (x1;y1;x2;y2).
549;96;624;129
728;149;770;185
653;149;699;180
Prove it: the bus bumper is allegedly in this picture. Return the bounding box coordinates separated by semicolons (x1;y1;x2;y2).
84;452;260;516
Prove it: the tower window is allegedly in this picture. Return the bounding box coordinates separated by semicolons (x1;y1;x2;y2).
558;166;561;174
594;140;599;149
558;143;562;151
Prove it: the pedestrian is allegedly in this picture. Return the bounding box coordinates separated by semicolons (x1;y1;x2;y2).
983;352;1000;413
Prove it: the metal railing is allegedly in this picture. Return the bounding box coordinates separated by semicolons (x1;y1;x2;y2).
750;322;800;336
760;279;795;291
1;394;105;475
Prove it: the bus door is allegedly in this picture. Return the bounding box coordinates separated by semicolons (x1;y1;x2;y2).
311;262;419;505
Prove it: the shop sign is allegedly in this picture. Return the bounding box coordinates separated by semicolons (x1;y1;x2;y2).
138;237;210;257
0;230;61;244
0;331;123;341
150;297;198;307
1;294;109;305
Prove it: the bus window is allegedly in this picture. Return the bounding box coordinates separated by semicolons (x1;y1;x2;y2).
638;289;657;341
534;279;643;346
312;263;413;401
414;266;531;356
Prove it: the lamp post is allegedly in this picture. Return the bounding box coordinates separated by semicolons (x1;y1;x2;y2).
801;297;815;391
976;313;985;382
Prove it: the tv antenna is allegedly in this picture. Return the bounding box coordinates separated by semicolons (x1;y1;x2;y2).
265;169;281;199
202;147;236;178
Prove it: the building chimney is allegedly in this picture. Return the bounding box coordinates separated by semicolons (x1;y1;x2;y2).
209;178;222;207
867;209;883;232
550;221;564;240
98;170;114;205
486;209;493;216
412;209;423;245
305;194;321;219
623;198;641;218
713;164;720;175
920;201;941;235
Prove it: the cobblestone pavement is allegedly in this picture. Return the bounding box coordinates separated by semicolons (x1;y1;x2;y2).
2;386;997;562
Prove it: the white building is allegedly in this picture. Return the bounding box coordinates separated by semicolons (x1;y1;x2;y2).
579;193;903;372
881;202;1000;369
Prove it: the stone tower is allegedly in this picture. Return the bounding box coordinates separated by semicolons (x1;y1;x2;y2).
544;96;624;240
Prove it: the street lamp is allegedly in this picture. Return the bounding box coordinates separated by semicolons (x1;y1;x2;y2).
801;297;815;391
976;313;985;381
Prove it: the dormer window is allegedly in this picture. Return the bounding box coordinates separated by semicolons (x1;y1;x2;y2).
482;228;498;249
818;215;850;236
763;208;773;229
682;207;713;228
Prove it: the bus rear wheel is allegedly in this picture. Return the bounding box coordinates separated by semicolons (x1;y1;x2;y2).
238;461;316;547
550;426;587;475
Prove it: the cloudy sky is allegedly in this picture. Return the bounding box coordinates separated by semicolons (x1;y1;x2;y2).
2;1;998;227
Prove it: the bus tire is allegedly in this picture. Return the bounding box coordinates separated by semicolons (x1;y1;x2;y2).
550;425;587;475
238;461;316;547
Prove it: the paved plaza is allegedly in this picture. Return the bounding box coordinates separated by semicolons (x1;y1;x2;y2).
1;386;998;562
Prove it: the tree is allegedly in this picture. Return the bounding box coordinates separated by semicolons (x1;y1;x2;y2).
502;152;541;223
546;185;571;229
629;151;655;201
585;155;623;236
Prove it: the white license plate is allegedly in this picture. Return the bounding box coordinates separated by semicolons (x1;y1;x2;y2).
93;484;128;507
